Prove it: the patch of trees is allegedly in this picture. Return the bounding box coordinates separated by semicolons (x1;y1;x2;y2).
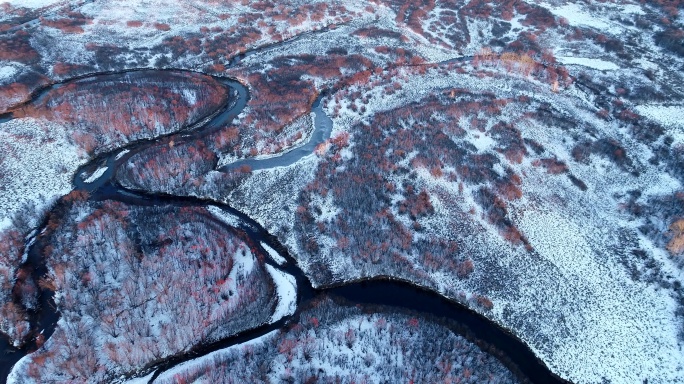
461;0;556;30
119;139;217;191
0;198;50;347
655;27;684;57
15;71;228;156
532;158;568;175
161;33;205;60
475;187;530;249
294;91;531;286
667;219;684;256
157;2;358;65
39;11;92;34
0;31;40;63
641;0;683;18
373;46;425;67
473;47;571;90
381;0;436;37
637;191;684;268
155;297;518;384
0;4;41;32
572;138;637;175
352;26;405;41
9;194;277;383
490;121;527;164
117;138;250;197
81;42;134;71
119;51;376;199
0;83;31;115
0;69;51;114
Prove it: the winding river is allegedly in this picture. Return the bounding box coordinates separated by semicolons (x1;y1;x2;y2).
0;68;569;384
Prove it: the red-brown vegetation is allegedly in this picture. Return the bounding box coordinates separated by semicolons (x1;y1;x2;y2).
473;294;494;310
0;83;31;114
642;0;683;18
15;71;228;155
40;12;92;33
0;31;40;63
533;158;569;175
117;138;250;196
461;0;556;31
667;219;684;255
474;47;571;89
153;23;171;31
212;53;373;159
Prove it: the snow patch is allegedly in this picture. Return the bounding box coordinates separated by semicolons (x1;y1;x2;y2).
207;205;242;228
621;4;645;15
635;105;684;129
265;264;297;323
122;371;154;384
557;56;619;71
261;242;286;265
546;3;611;31
115;149;130;160
182;89;197;105
0;65;18;81
470;132;495;152
3;0;63;9
83;165;107;184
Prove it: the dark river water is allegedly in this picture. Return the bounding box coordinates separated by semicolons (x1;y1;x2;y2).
0;67;569;384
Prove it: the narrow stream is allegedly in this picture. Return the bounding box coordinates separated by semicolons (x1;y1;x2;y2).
218;91;334;172
1;66;570;384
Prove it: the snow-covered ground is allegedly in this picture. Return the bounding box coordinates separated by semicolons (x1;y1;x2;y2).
0;117;86;231
264;264;296;323
635;105;684;129
556;56;619;71
227;63;684;383
2;0;65;9
261;242;286;265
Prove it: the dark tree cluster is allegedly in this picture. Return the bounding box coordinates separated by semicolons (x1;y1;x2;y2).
39;11;92;34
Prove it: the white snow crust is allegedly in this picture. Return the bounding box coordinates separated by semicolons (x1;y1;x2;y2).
557;56;620;71
264;264;297;323
261;242;286;265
